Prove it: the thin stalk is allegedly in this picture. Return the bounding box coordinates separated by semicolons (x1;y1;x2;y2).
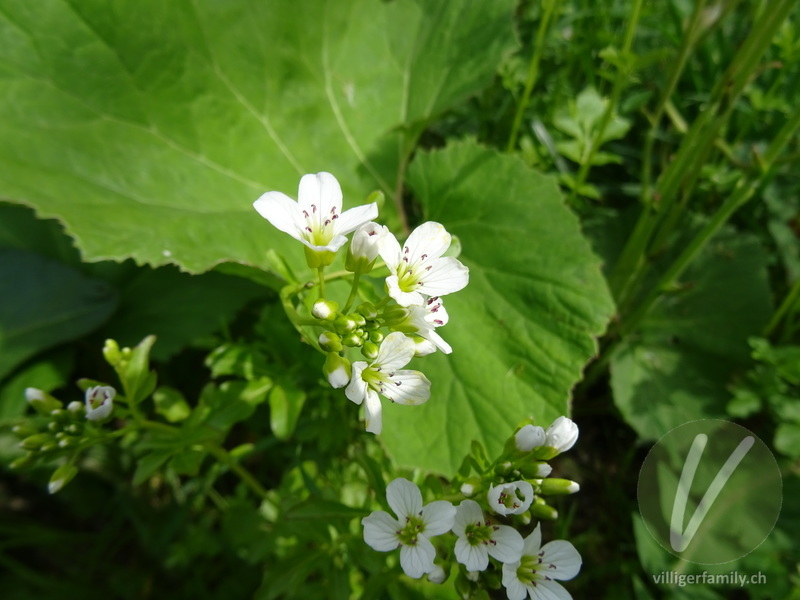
317;266;326;299
206;444;270;501
610;0;795;299
567;0;643;205
506;0;557;152
621;106;800;337
342;271;362;314
763;277;800;339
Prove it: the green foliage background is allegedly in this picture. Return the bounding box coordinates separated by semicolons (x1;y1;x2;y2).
1;0;799;599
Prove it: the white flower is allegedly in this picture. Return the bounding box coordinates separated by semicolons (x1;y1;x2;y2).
502;523;581;600
253;172;378;255
85;386;115;421
362;478;456;579
488;481;535;516
345;332;430;434
323;353;351;389
406;296;452;354
545;417;579;454
347;222;388;271
379;222;469;307
515;425;547;452
452;500;524;572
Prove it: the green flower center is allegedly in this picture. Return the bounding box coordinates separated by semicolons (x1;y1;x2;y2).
497;488;525;511
515;551;554;585
396;514;426;546
463;521;498;547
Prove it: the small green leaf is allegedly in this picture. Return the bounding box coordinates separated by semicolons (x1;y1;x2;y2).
169;448;206;476
132;450;172;486
774;423;800;458
153;386;192;423
268;380;307;440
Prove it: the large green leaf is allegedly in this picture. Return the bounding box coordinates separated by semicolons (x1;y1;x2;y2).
380;140;615;475
0;248;117;380
0;0;516;274
610;227;773;440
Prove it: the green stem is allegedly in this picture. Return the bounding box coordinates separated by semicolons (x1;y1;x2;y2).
763;278;800;339
317;266;326;299
506;0;556;152
342;271;362;314
568;0;643;205
207;444;270;501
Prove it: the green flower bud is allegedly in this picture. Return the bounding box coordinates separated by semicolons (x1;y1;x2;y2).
529;500;558;521
66;401;84;413
369;330;385;344
519;461;552;479
382;305;410;326
323;353;352;389
350;313;366;327
11;424;38;439
341;332;364;347
10;455;35;469
103;339;122;366
24;388;62;415
318;331;343;353
333;315;357;334
356;302;378;319
361;341;379;360
311;299;339;321
48;463;78;494
539;478;580;495
19;433;54;451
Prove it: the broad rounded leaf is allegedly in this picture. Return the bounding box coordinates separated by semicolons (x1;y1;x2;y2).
0;0;516;275
381;140;614;475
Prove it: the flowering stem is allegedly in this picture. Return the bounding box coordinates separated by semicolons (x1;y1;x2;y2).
342;271;362;314
317;267;326;299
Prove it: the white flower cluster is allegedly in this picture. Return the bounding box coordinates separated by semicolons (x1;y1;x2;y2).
362;477;582;600
254;172;469;434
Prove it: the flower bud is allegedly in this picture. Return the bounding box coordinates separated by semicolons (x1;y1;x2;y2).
341;332;364;347
520;461;552;479
333;315;357;334
311;299;339;321
66;401;84;413
84;386;115;421
369;330;384;344
19;433;54;451
514;424;546;452
25;388;62;415
11;424;38;439
539;478;580;495
350;313;366;327
544;416;579;454
529;501;558;521
361;341;379;360
48;463;78;494
103;339;122;366
318;331;343;352
356;302;378;319
10;455;35;469
323;353;351;389
381;305;410;325
427;564;447;585
345;222;387;272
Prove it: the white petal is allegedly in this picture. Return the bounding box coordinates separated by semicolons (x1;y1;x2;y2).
362;510;401;552
386;275;424;307
421;501;456;537
399;536;436;579
386;478;423;520
253;191;304;241
452;500;485;536
381;370;430;406
378;230;403;271
404;222;451;264
539;540;582;581
530;579;573;600
335;203;379;237
545;417;579;453
413;338;438;357
345;362;369;405
454;537;489;572
523;523;543;556
364;390;382;434
424;296;449;326
417;257;469;297
515;425;547;452
298;172;342;221
374;332;415;371
501;562;528;600
488;525;524;564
